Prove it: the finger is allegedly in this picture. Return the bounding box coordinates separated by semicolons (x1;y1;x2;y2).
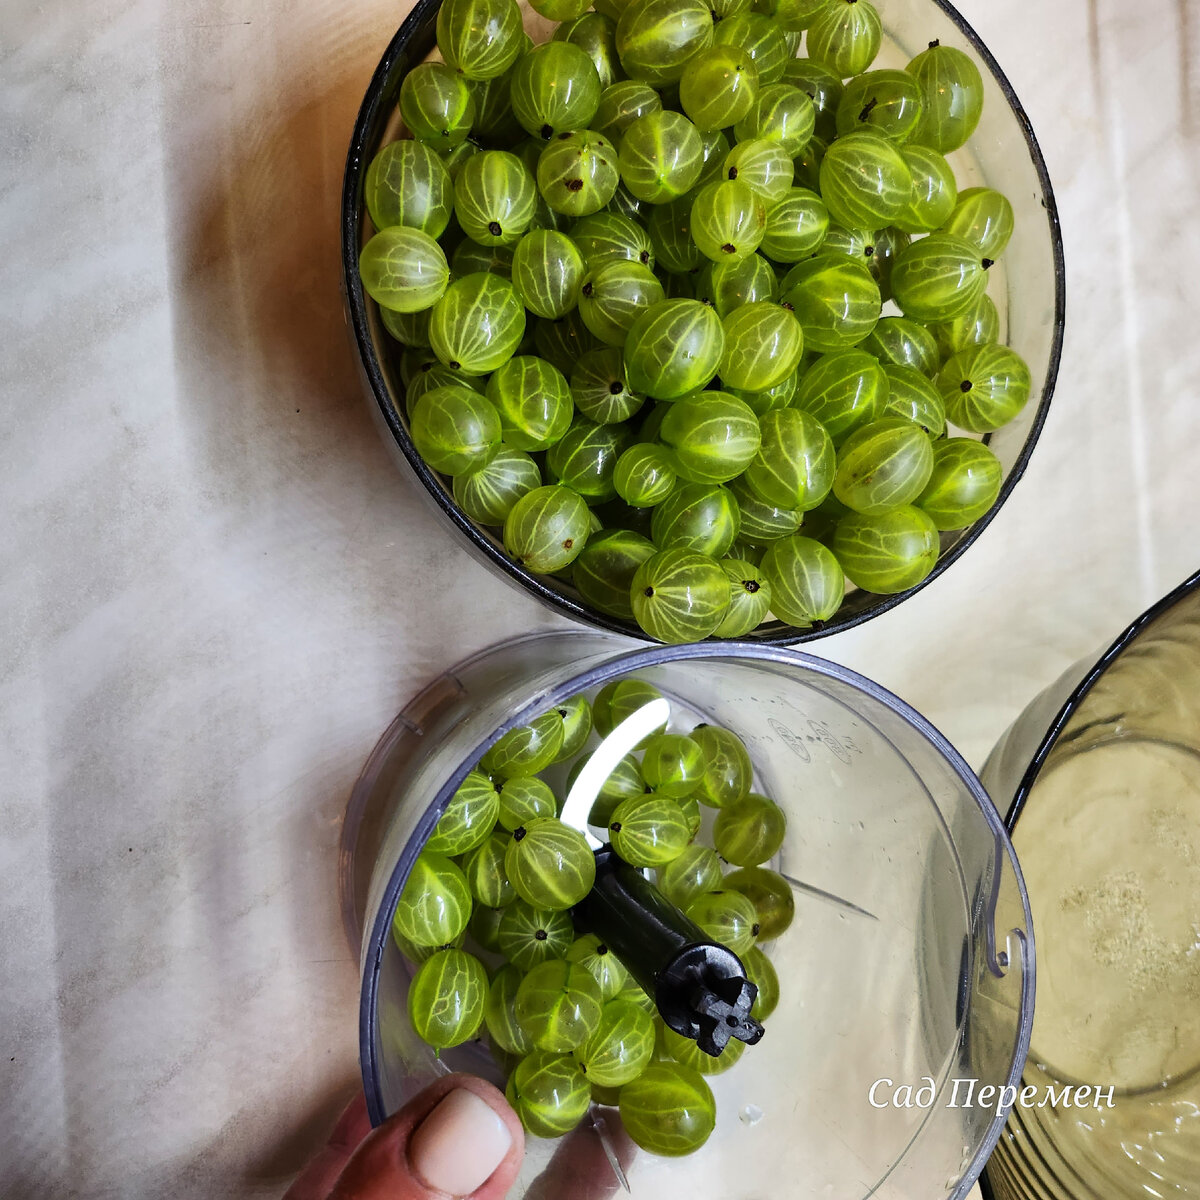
329;1074;525;1200
283;1095;374;1200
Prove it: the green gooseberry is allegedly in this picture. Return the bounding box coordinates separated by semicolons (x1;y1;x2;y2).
726;475;802;544
658;1022;746;1075
879;365;946;437
537;130;621;218
463;830;515;908
393;852;473;948
553;11;624;88
547;418;631;501
592;678;665;736
938;342;1032;432
686;889;758;954
725;865;795;940
658;392;761;485
818;130;912;232
619;1062;716;1155
570;211;654;271
410;385;500;476
721;137;792;205
503;484;592;574
719;301;805;392
916;437;1002;530
759;187;829;263
485;962;535;1055
515;958;605;1052
713;559;772;637
468;903;508;952
713;792;786;867
484;713;566;781
509;1050;591;1138
496;776;557;831
805;0;882;78
615;0;714;87
575;999;656;1087
690;723;753;808
928;292;1001;362
861;316;940;376
830;505;941;593
833;418;936;515
592;80;663;140
937;187;1015;259
450;238;515;280
453;447;541;525
894;144;958;235
707;253;778;316
407;948;488;1049
505;818;598;910
454;150;537;246
426;769;501;856
579;260;665;346
906;41;985;154
657;843;724;908
650;482;740;558
497;900;575;969
889;233;987;324
573;529;659;620
553;694;593;761
734;82;815;156
617;110;704;202
533;309;603;376
609;794;692;866
783;57;843;140
835;69;925;143
641;733;705;798
780;254;880;353
744;945;780;1019
613;444;677;507
570;347;645;426
365;139;453;236
690;179;768;263
743;408;835;511
646;195;705;276
510;42;603;138
359;227;449;313
760;535;844;627
399;63;476;151
485;356;572;451
436;0;524;81
710;13;788;85
511;230;586;320
678;45;760;132
429;272;526;374
624;300;724;401
793;350;888;444
566;934;633;1001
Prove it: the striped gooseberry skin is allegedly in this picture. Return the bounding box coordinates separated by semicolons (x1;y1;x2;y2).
484;711;566;780
359;228;449;313
761;535;845;627
678;46;759;133
727;475;801;544
917;437;1002;531
616;0;713;86
454;448;541;525
463;829;515;908
727;371;799;418
690;724;753;808
795;350;888;444
880;365;947;438
579;261;665;347
509;1050;591;1137
938;186;1015;258
503;484;592;574
572;528;658;620
707;253;777;318
689;180;767;263
593;80;663;140
694;127;733;190
381;305;431;350
497;900;575;970
862;316;940;376
510;42;603;138
364;140;452;236
744;945;779;1019
646;196;704;276
486;355;573;451
496;777;557;831
617;110;704;203
485;963;535;1055
711;13;788;85
609;794;691;866
571;348;645;425
643;733;705;798
623;299;724;401
835;69;925;144
830;505;941;593
716;560;773;639
894;145;958;234
929;292;1001;361
720;301;804;392
537;132;621;219
571;211;655;272
554;693;594;761
436;0;524;80
410;384;501;476
574;749;647;824
783;55;842;137
553;11;623;86
658;843;723;909
466;67;524;143
659;1021;746;1076
592;677;665;737
759;187;829;262
818;130;913;231
806;0;882;77
399;63;476;151
566;934;632;1001
734;82;815;156
726;865;796;941
511;230;586;321
631;548;730;642
515;958;605;1052
574;999;656;1086
470;903;507;952
619;1061;717;1156
429;273;526;375
833;418;936;516
721;138;793;205
761;0;826;26
505;818;598;910
890;233;987;323
451;238;515;280
439;130;480;181
547;418;630;501
407;948;488;1049
659;392;761;484
454;150;536;246
781;253;881;353
651;482;740;558
426;769;501;856
907;42;984;154
938;343;1032;432
686;888;759;953
392;852;472;948
743;408;835;512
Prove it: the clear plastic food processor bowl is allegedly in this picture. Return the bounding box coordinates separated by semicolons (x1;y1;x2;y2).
344;633;1034;1199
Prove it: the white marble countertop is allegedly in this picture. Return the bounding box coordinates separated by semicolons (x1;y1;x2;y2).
3;0;1198;1196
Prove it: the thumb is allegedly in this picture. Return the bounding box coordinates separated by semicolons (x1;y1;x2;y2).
329;1074;525;1200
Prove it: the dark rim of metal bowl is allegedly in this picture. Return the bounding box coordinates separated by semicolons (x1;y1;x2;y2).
340;0;1067;645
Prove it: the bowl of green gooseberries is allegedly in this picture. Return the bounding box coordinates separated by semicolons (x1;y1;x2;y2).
343;0;1064;643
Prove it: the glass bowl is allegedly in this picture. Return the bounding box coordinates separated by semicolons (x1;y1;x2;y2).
346;632;1035;1199
340;0;1065;643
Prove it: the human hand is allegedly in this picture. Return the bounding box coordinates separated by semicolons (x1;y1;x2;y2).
284;1074;525;1200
